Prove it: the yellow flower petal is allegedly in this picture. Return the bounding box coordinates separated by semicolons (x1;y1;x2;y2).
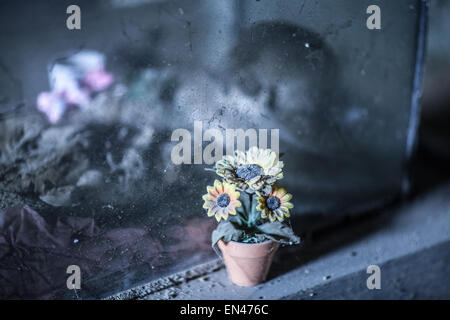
203;201;213;209
219;208;229;220
282;202;294;209
231;200;241;208
213;179;223;193
206;185;219;196
207;207;217;217
202;194;213;201
276;188;287;198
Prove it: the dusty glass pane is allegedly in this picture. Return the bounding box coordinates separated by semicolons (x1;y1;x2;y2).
0;0;425;298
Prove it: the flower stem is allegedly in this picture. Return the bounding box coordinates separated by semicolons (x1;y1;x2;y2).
247;193;259;228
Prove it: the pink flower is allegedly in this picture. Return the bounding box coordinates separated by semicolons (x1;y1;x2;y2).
37;92;67;124
37;51;115;124
61;87;90;108
83;68;114;92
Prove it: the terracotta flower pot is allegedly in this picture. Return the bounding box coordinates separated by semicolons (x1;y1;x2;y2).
218;240;280;287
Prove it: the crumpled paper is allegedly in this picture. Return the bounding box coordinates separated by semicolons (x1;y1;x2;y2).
0;205;214;299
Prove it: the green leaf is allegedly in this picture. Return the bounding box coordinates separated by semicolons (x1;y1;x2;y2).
211;219;300;247
238;192;251;219
231;212;247;227
247;193;260;227
255;222;301;245
211;220;245;247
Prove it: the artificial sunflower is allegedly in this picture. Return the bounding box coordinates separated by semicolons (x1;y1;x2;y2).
256;185;293;223
202;180;242;222
215;147;283;195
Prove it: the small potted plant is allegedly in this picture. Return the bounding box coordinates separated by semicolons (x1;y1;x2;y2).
202;147;300;286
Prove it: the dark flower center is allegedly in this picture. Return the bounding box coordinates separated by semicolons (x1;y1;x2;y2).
216;193;231;208
266;196;280;210
236;164;262;181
